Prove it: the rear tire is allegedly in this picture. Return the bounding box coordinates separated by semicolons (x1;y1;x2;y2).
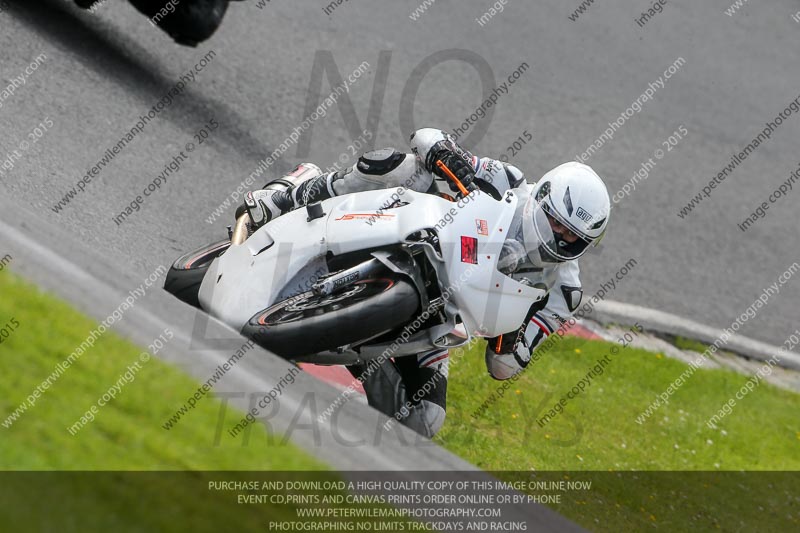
243;277;420;358
164;240;231;307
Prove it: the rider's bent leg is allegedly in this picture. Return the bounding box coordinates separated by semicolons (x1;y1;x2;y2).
328;148;433;196
351;348;449;439
242;148;433;227
290;148;433;210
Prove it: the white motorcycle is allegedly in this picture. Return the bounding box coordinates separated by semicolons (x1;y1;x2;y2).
165;168;546;364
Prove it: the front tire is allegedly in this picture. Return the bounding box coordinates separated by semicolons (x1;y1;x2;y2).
243;277;420;358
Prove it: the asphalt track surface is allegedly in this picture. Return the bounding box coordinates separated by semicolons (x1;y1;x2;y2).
3;0;800;347
1;0;799;435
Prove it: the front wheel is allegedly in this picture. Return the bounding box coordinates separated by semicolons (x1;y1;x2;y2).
242;277;420;358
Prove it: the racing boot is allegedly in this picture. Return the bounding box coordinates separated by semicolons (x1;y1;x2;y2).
240;163;327;229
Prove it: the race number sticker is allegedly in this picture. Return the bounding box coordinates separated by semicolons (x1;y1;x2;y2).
461;236;478;264
476;219;489;236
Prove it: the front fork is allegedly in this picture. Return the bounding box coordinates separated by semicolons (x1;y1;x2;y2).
310;259;385;297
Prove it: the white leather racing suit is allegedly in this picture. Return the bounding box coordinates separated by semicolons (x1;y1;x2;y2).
261;128;584;438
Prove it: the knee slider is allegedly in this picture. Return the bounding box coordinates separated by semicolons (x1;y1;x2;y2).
486;352;522;381
404;400;446;439
356;148;405;176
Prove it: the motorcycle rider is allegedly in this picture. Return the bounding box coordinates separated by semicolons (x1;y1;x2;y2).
239;128;610;438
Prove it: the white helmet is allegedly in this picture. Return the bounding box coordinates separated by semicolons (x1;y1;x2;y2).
521;162;610;266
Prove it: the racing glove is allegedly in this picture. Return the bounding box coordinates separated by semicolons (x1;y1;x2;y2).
426;140;476;193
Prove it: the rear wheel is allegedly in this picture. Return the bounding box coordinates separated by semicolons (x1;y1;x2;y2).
243;277;420;358
164;240;231;307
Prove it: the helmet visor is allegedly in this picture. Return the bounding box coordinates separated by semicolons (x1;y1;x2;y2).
531;201;593;261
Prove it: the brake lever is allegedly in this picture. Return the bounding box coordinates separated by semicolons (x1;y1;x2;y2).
435;159;475;198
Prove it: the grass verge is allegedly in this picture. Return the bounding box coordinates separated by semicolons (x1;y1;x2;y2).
437;330;800;530
0;270;330;531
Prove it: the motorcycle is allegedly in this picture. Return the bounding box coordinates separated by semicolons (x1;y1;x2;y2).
164;163;547;365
